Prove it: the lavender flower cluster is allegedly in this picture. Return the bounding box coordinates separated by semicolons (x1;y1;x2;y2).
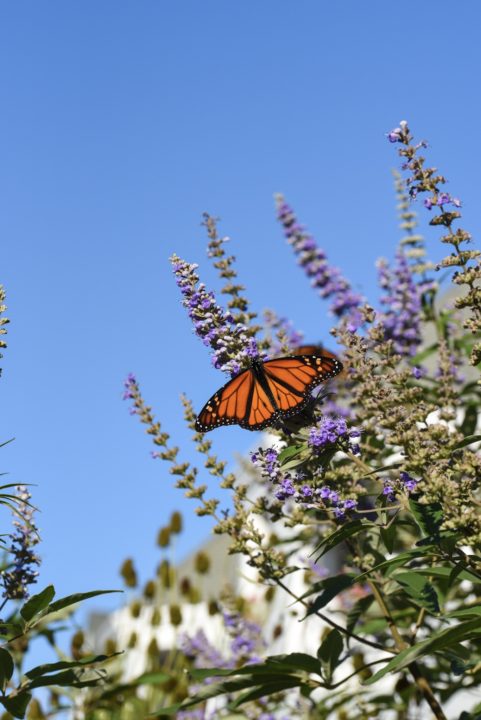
383;471;418;503
377;251;423;357
251;446;358;520
1;486;40;600
308;416;360;454
180;606;264;671
171;254;261;375
276;196;364;331
122;372;139;415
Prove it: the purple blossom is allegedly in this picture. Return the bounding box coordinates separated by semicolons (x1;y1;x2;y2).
400;471;418;493
423;193;462;211
412;366;423;379
222;609;265;663
386;120;408;144
180;629;225;668
122;373;137;401
308;416;360;454
275;477;296;501
171;254;261;375
377;252;423;357
1;486;41;600
276;196;364;330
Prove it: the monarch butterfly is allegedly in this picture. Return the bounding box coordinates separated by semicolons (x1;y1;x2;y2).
195;353;343;432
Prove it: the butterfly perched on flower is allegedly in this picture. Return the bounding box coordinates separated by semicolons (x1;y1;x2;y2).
195;352;343;432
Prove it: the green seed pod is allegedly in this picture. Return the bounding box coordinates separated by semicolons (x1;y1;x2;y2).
179;577;191;596
158;559;175;588
208;599;220;615
169;604;183;626
151;607;162;626
188;587;201;604
71;629;84;660
147;637;159;657
194;551;210;574
120;558;138;588
157;526;171;548
130;600;142;618
104;638;117;655
170;511;183;534
143;579;156;600
264;586;276;603
272;624;283;640
127;631;138;648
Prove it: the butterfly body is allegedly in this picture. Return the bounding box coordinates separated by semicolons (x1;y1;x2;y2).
195;353;343;433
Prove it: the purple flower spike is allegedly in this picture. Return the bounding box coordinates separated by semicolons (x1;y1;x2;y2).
400;471;418;493
377;252;423;357
1;487;41;600
276;196;364;330
171;254;261;376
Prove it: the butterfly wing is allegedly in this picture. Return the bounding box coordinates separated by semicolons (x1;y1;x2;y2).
195;367;278;432
292;344;339;362
261;354;343;420
195;354;343;433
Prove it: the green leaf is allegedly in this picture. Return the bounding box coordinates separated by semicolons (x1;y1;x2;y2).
453;434;481;450
0;648;14;688
46;589;121;615
278;445;304;464
313;520;370;560
346;594;374;635
25;653;116;680
460;405;478;437
228;677;304;709
0;693;32;719
266;652;322;675
151;676;276;716
25;668;108;690
365;618;481;685
190;653;322;680
20;585;56;622
392;571;440;614
354;548;433;582
380;523;396;554
303;575;354;618
317;629;343;682
409;498;444;538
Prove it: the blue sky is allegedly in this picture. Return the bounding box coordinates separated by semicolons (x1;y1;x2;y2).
1;1;481;629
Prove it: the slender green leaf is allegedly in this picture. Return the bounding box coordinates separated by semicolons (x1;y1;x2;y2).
303;575;354;618
365;618;481;684
380;523;396;554
228;677;304;709
25;668;108;690
25;653;117;680
150;675;277;715
346;594;374;635
0;692;32;719
317;629;343;682
453;434;481;450
409;498;443;538
278;445;304;463
267;652;322;675
0;648;14;688
46;589;121;615
20;585;56;622
393;571;440;614
460;405;478;437
313;521;370;559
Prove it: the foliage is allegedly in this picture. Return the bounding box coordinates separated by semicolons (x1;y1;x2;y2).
5;120;481;720
116;121;481;720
